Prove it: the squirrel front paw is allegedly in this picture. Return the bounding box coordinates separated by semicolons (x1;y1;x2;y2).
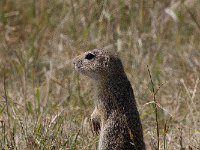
91;118;101;135
91;107;101;135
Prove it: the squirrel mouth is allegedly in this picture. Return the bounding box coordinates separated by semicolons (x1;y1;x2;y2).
74;64;84;73
73;60;80;70
74;64;80;71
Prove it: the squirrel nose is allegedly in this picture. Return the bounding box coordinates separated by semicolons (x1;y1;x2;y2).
72;58;77;66
72;58;82;69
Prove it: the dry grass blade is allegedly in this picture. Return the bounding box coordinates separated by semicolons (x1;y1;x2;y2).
147;65;160;150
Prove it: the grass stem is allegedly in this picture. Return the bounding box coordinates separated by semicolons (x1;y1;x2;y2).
147;65;160;150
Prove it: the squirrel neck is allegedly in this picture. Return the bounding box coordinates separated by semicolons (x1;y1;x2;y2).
94;72;134;120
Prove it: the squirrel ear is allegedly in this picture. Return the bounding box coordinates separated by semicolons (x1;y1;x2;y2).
103;56;110;68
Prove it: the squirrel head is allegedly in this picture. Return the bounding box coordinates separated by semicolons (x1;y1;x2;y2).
73;49;125;81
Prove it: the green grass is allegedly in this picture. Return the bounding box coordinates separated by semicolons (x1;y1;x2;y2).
0;0;200;149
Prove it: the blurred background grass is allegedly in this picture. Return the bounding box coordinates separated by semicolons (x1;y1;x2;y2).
0;0;200;149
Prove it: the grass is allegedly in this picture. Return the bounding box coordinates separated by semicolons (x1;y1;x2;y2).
0;0;200;149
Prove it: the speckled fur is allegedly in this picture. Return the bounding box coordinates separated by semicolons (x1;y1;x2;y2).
73;49;146;150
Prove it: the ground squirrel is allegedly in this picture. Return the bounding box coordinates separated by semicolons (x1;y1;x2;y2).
73;49;146;150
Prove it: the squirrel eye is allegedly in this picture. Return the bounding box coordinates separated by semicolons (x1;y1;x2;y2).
85;53;95;60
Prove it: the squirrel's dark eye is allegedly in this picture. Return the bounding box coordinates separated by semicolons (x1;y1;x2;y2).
85;53;95;60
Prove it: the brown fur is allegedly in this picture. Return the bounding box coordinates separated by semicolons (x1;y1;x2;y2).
73;49;146;150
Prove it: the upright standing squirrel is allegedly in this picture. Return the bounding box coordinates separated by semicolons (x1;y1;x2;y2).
73;49;146;150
